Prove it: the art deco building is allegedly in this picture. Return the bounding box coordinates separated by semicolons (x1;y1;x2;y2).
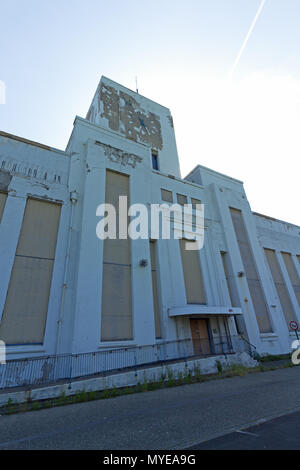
0;76;299;361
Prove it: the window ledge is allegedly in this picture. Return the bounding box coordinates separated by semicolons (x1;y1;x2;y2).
98;341;136;349
5;345;46;358
260;333;279;342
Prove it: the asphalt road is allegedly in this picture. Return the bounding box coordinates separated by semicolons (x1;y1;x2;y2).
0;366;299;450
187;409;300;450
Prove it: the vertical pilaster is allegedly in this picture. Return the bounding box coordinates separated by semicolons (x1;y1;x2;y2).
0;193;26;323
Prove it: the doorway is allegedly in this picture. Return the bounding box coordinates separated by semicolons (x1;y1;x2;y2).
190;318;211;355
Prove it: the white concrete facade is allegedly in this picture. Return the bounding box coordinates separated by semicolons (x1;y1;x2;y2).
0;76;299;361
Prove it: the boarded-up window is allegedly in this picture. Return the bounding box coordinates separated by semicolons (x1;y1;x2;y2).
0;192;7;223
177;194;187;206
180;239;206;304
0;198;61;344
161;189;173;203
281;252;300;308
230;208;272;333
150;241;162;338
265;249;295;330
221;251;239;308
191;198;201;209
221;251;244;334
101;170;132;341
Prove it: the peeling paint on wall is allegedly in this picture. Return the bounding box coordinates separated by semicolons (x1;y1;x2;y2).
0;157;64;185
97;84;163;150
99;83;120;131
0;170;12;192
95;141;142;168
167;115;174;128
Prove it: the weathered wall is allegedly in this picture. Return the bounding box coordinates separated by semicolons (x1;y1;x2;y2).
185;164;300;354
1;77;300;363
0;132;70;359
86;76;181;178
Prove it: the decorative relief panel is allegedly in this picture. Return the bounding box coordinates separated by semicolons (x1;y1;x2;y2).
97;83;163;150
0;158;65;185
95;141;142;168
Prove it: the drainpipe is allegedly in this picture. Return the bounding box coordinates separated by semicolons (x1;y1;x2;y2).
55;190;78;356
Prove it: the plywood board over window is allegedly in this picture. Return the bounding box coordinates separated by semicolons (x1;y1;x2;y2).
281;252;300;308
101;170;133;341
176;194;187;206
221;251;239;308
221;251;245;335
265;249;295;330
0;198;61;345
230;208;272;333
180;239;206;304
191;198;201;209
161;189;173;203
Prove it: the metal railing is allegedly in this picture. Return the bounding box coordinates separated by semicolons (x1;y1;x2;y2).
0;335;249;390
239;335;258;359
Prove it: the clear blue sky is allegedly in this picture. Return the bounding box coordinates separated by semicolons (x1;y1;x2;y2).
1;0;300;224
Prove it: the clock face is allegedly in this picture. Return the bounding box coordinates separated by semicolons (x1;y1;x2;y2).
99;83;163;150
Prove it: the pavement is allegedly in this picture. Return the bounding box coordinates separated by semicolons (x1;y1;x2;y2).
187;409;300;449
0;365;299;450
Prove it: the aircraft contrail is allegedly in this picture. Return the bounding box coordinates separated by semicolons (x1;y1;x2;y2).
228;0;266;79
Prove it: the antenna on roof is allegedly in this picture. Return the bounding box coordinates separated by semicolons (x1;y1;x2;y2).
135;76;139;94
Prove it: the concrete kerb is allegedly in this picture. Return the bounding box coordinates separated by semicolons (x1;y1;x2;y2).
0;352;257;407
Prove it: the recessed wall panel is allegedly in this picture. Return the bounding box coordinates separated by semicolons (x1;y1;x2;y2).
230;208;272;333
281;252;300;307
101;170;132;341
179;239;206;304
0;198;61;344
265;248;295;330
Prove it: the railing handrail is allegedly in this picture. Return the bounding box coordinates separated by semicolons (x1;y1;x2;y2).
3;337;193;364
0;335;249;390
239;335;257;350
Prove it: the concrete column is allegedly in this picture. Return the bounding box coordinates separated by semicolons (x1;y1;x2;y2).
0;193;26;323
163;237;187;340
155;238;175;340
263;250;289;348
276;251;300;325
131;238;156;346
71;142;106;353
201;224;220;306
130;174;156;346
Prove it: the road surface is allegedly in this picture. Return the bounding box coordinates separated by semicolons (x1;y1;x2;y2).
0;366;299;449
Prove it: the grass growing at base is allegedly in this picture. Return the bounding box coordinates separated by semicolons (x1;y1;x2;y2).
1;357;296;416
223;364;249;376
166;367;176;387
215;360;223;374
31;401;42;411
4;398;16;415
259;353;290;362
